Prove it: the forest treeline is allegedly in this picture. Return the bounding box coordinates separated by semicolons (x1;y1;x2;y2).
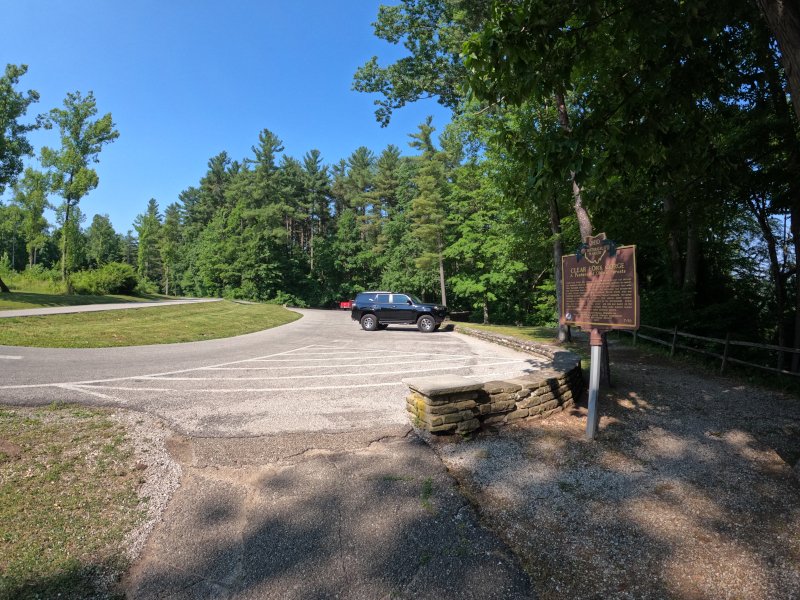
1;0;799;364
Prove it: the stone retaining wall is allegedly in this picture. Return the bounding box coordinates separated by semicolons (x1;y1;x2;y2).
404;327;584;435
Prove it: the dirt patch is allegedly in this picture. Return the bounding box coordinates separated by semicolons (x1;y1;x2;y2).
433;343;800;599
0;438;22;459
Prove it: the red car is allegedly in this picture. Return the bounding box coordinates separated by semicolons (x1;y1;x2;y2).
339;300;353;310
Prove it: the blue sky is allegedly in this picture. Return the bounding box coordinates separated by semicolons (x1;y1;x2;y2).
1;0;451;232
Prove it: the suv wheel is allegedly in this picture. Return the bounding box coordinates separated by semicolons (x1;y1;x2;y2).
360;314;378;331
417;315;436;333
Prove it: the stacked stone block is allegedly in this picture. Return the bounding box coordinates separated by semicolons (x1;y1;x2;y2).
404;365;583;435
405;376;484;434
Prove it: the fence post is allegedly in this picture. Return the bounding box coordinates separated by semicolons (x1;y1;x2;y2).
720;332;730;375
669;325;678;358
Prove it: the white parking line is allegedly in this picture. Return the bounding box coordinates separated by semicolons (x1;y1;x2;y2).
57;383;122;402
76;382;404;392
1;343;541;398
141;359;530;380
244;352;475;363
205;356;490;370
0;355;22;360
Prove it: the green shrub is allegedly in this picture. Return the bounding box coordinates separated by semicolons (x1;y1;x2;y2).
72;263;138;295
6;265;65;294
268;291;308;308
134;277;159;296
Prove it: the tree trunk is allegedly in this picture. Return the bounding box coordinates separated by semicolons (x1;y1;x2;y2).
555;90;593;240
749;196;787;366
61;201;73;293
310;227;315;272
763;41;800;370
483;296;489;325
663;195;685;288
756;0;800;125
683;217;700;296
548;196;569;343
792;203;800;371
571;175;593;241
438;243;447;306
0;276;9;293
10;224;16;269
555;91;606;364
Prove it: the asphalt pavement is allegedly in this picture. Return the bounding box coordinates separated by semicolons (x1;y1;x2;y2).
0;308;546;436
1;309;542;598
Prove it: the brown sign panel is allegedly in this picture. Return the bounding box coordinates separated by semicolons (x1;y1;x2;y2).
561;244;639;330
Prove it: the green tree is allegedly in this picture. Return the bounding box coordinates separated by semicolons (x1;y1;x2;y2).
409;117;449;305
302;149;331;274
0;203;24;272
121;230;138;267
134;199;162;286
85;214;120;267
40;91;119;289
0;64;41;194
55;204;87;276
160;203;182;296
756;0;800;124
10;168;51;266
444;139;530;323
0;64;42;292
353;1;486;126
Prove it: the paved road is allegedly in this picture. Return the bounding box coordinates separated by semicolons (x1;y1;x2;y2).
0;309;546;436
0;296;221;318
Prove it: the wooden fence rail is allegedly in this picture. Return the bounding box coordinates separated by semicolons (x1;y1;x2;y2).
624;325;800;377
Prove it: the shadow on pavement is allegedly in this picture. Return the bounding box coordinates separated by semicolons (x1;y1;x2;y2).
124;431;532;599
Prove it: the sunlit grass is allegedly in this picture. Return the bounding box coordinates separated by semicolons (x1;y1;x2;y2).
0;300;300;347
0;404;142;599
457;322;590;369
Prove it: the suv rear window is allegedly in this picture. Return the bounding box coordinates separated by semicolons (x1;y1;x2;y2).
375;294;390;303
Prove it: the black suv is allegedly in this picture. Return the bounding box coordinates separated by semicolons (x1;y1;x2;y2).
351;291;447;332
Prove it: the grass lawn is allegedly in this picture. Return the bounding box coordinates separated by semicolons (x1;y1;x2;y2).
0;404;142;600
0;300;301;348
457;322;585;350
0;291;165;311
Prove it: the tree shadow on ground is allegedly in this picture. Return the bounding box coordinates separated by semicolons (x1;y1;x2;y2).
0;557;126;600
438;344;800;599
123;433;533;599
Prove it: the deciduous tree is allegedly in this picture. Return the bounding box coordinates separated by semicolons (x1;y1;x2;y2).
41;91;118;289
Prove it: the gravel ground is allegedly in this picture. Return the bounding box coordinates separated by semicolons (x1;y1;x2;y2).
430;342;800;599
112;411;182;563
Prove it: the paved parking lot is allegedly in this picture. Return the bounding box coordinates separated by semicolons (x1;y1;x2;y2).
66;341;543;435
1;310;547;436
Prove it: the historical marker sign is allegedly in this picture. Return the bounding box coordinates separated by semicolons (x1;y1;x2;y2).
561;233;639;440
561;234;639;330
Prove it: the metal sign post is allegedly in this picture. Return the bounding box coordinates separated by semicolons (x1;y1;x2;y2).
586;328;603;439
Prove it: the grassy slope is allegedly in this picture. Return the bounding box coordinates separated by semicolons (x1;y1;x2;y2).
0;300;301;348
